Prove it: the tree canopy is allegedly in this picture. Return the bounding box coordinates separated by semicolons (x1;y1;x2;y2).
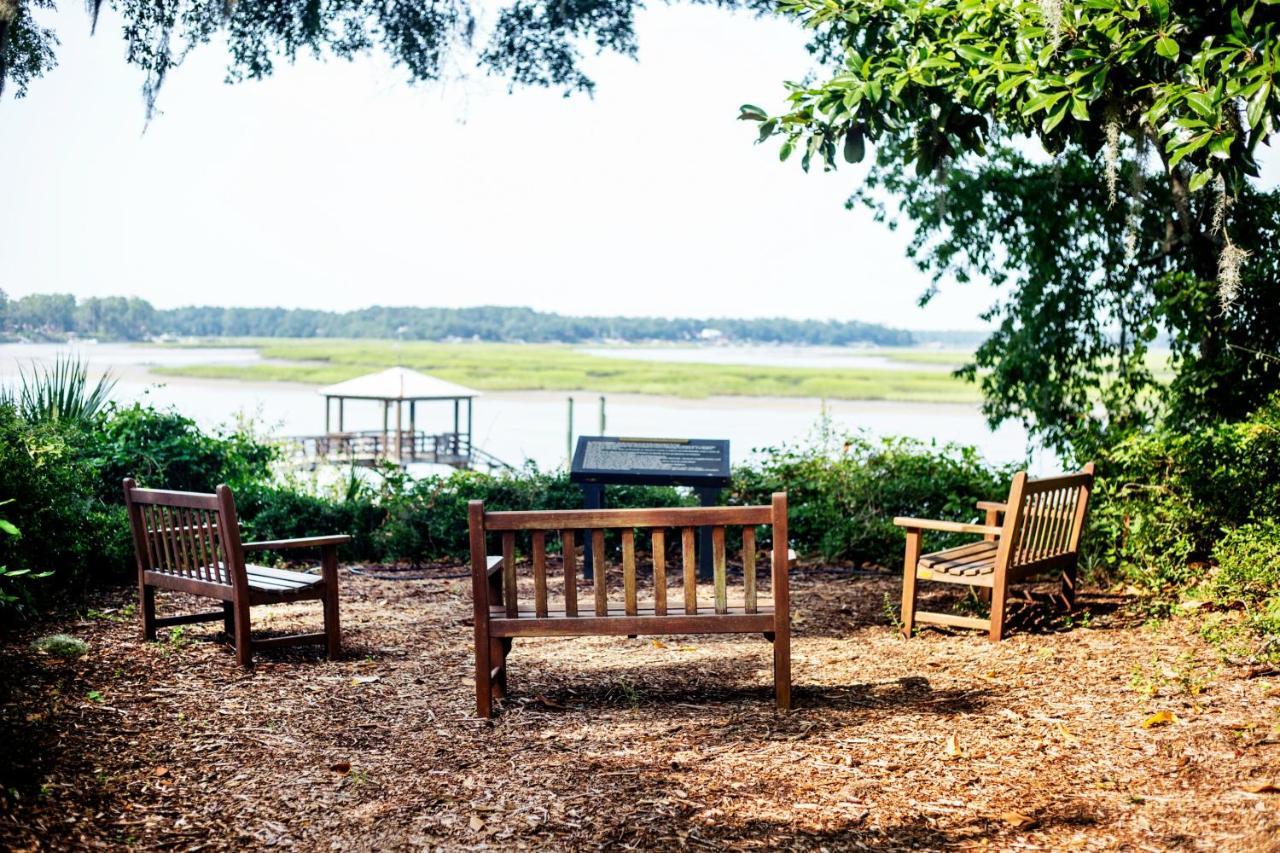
1;0;761;113
743;0;1280;455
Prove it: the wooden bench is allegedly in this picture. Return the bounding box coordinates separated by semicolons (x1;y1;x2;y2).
468;493;792;717
897;463;1096;641
123;478;350;667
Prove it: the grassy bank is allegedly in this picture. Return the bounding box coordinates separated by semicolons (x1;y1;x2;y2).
152;339;983;402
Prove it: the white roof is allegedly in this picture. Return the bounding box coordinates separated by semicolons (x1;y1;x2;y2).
318;367;480;401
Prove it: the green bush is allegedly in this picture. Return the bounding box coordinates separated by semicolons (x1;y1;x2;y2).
730;426;1017;568
0;404;130;620
84;402;277;501
235;484;383;559
1087;393;1280;604
370;467;689;564
1210;520;1280;649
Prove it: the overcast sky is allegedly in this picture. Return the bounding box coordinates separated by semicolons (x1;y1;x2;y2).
3;5;1273;331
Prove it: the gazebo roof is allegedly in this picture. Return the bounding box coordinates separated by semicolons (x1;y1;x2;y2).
318;367;480;401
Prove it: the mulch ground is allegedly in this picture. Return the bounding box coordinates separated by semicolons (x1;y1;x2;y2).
2;563;1278;851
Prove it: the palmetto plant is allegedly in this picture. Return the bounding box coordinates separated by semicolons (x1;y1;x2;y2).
1;355;117;424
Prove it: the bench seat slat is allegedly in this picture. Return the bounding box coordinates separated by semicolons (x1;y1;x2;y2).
488;610;776;638
491;602;774;619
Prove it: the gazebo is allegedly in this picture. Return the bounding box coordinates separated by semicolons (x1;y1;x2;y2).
306;367;481;467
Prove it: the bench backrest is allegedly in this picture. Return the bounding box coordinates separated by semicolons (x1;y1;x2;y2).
997;462;1096;573
122;478;248;595
468;493;789;619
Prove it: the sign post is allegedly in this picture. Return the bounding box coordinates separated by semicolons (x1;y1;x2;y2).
570;436;731;581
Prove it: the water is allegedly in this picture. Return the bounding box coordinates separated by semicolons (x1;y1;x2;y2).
0;342;1050;472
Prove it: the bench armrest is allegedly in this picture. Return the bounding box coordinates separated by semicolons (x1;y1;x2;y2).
893;517;1004;536
486;555;503;577
241;535;352;552
975;501;1007;513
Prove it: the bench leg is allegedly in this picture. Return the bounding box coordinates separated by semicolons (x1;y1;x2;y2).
233;597;253;668
900;531;921;639
140;585;157;641
490;637;507;700
1060;562;1078;611
475;622;493;719
773;624;791;711
321;546;342;660
988;576;1008;642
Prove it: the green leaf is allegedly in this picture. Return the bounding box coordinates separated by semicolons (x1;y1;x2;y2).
0;519;18;537
1071;98;1090;121
1022;90;1068;116
1247;80;1271;130
1187;169;1214;193
738;104;768;122
954;45;993;64
779;139;794;162
1209;133;1236;159
1042;100;1069;133
757;119;778;142
1150;0;1169;25
1168;131;1212;168
1185;91;1215;118
1231;7;1246;40
1155;37;1179;60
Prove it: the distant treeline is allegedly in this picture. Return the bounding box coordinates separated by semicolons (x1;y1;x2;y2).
0;292;921;346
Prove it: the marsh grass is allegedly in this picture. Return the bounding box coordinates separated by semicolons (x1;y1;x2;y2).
153;339;983;402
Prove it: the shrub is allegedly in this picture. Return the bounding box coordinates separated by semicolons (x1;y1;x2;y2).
730;424;1017;568
370;467;689;564
1210;520;1280;651
1087;393;1280;603
84;402;278;501
0;404;130;621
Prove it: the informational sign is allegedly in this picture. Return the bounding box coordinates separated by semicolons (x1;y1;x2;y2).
570;437;731;487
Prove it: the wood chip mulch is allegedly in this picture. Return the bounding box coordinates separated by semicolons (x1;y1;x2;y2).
2;565;1278;851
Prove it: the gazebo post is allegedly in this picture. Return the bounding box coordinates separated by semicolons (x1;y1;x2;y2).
467;397;473;464
324;396;331;434
453;399;460;456
395;400;403;464
382;400;389;458
409;401;416;461
337;398;344;432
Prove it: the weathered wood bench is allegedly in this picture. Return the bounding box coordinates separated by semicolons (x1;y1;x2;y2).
897;463;1096;640
123;478;350;667
468;493;792;716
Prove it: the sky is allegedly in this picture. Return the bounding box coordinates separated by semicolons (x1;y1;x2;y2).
2;5;1271;332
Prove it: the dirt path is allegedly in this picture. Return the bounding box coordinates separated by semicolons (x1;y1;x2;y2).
2;568;1277;851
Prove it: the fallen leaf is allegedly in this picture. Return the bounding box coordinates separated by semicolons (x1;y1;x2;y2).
329;761;351;774
533;695;567;710
152;767;169;777
1141;710;1177;728
1000;811;1036;828
1056;723;1080;744
943;733;964;759
1241;781;1280;794
652;639;667;649
352;675;380;685
469;816;486;832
